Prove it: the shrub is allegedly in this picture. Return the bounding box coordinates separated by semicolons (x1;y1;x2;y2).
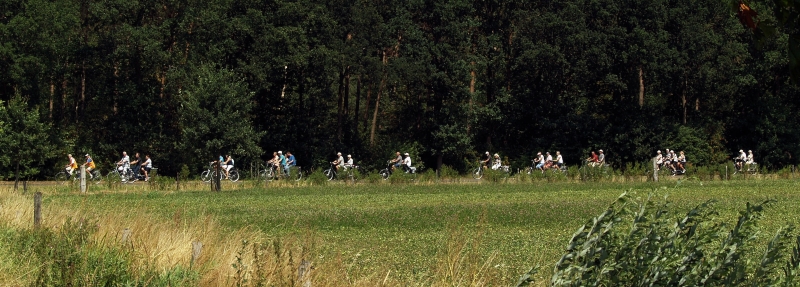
439;165;460;182
517;192;800;286
307;169;328;186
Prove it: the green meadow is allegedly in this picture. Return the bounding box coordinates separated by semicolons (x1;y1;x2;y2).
3;178;800;285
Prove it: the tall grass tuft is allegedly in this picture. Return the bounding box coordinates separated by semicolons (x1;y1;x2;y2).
524;192;800;286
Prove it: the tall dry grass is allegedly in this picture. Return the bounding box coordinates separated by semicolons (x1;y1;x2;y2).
0;187;508;286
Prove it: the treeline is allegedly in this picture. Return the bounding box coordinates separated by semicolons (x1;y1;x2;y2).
1;0;798;178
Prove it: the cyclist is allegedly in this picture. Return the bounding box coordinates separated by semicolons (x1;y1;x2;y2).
65;154;78;176
655;150;663;170
735;149;746;170
84;154;96;178
480;151;491;169
332;152;344;171
141;154;152;181
402;152;412;173
267;152;279;169
345;154;354;170
278;151;286;168
535;152;546;170
130;152;143;179
544;152;554;170
285;151;296;175
491;153;502;170
390;151;403;170
675;151;686;174
746;150;755;165
555;151;564;169
116;151;130;174
586;151;599;167
222;155;234;179
597;149;606;166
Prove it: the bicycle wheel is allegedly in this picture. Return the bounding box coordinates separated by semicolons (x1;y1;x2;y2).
91;170;103;183
294;168;303;181
55;172;69;185
265;168;275;181
472;167;483;179
106;171;121;183
323;169;335;181
201;170;212;183
229;169;240;182
379;169;390;180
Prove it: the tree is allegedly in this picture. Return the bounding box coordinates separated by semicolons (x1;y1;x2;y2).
0;96;58;179
176;64;263;171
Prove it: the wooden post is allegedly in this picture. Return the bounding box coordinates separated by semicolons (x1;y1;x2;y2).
34;192;42;229
14;162;19;190
725;165;728;181
176;172;180;191
80;165;87;193
121;228;131;243
212;161;221;192
23;181;27;194
652;157;658;182
191;241;203;267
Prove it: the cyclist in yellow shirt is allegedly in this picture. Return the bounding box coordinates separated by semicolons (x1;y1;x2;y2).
83;154;97;178
65;154;78;175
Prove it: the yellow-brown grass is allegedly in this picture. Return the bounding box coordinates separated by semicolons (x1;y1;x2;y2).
0;187;508;286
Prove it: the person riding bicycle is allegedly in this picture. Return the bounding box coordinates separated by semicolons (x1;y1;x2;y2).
221;155;234;179
345;154;355;170
746;150;755;165
491;153;502;170
675;151;686;174
655;150;663;170
535;152;546;170
65;154;78;175
116;151;131;176
332;152;345;171
586;151;599;167
597;149;606;166
480;151;491;169
84;154;96;178
130;152;143;178
544;152;554;170
390;151;403;170
285;151;296;175
402;153;412;173
555;151;564;168
735;149;746;170
141;154;152;181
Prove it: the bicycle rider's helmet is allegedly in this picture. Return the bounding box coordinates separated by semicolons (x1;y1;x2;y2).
494;153;499;157
347;154;351;158
85;154;89;157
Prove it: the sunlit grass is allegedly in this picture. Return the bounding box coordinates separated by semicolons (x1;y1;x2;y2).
1;177;799;285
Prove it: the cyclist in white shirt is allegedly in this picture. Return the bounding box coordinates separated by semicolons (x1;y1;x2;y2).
117;151;130;172
597;149;605;165
222;155;234;179
402;153;412;172
491;153;502;170
345;154;354;169
332;152;345;171
65;154;78;175
141;154;153;181
735;149;746;170
746;150;755;165
535;152;545;170
545;152;554;169
655;150;663;168
555;151;564;168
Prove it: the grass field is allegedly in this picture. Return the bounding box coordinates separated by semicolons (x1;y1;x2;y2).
2;178;800;286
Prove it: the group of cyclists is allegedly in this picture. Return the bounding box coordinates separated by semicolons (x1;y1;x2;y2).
64;151;152;181
655;149;687;175
265;151;297;176
734;149;757;172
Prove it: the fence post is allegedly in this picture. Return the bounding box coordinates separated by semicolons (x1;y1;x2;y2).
80;165;87;193
176;172;180;191
121;228;131;243
652;157;658;182
191;241;203;267
34;192;42;229
725;165;728;181
212;161;221;192
23;181;27;194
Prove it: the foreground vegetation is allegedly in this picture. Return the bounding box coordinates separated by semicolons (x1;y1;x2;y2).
1;178;800;285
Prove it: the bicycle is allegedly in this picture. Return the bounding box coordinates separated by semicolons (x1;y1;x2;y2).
55;168;102;185
735;162;758;175
260;164;303;181
201;162;240;183
471;162;485;179
324;162;360;181
106;164;136;183
380;160;416;180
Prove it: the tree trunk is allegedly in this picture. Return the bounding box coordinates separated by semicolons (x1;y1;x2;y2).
370;69;388;146
49;79;54;119
363;82;372;134
682;91;687;124
343;66;351;139
337;65;346;141
437;153;443;177
638;65;645;107
354;75;361;134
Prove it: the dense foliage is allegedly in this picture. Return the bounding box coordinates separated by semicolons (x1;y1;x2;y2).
1;0;798;177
